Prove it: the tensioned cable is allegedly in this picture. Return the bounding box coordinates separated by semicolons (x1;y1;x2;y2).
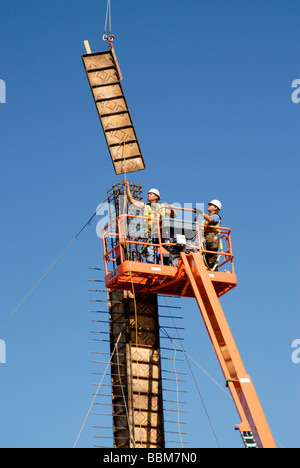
121;141;143;445
73;330;123;448
163;298;229;398
115;339;135;447
170;339;183;447
174;340;230;399
0;198;108;330
162;297;221;448
104;0;112;36
160;325;221;448
160;325;230;398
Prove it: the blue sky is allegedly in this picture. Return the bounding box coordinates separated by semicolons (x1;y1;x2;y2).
0;0;299;448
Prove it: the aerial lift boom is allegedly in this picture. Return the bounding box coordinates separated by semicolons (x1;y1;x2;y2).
102;208;277;448
181;251;276;448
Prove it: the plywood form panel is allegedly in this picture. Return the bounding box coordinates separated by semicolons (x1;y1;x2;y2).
105;127;136;145
96;97;127;116
108;290;165;448
82;50;145;174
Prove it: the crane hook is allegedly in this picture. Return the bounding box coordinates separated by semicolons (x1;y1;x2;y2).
103;34;115;49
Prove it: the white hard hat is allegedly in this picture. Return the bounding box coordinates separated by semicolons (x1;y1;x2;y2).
209;199;222;210
148;188;161;201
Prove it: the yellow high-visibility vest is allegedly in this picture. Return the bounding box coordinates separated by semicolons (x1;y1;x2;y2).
203;215;221;242
143;203;166;235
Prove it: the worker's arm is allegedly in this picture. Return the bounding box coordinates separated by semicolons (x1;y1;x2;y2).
123;180;144;209
165;207;177;218
195;208;215;224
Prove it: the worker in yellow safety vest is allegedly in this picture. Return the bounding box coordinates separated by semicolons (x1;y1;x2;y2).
196;199;222;270
124;180;176;263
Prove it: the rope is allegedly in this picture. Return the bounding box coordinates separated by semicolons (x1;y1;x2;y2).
115;339;135;446
120;138;143;447
170;339;183;447
162;297;222;448
0;198;108;330
104;0;112;36
73;330;123;448
103;0;115;48
160;327;230;399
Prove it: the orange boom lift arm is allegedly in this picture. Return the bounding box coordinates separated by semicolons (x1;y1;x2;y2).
102;206;276;448
180;251;276;448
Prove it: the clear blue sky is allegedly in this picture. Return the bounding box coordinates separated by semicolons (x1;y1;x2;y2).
0;0;299;448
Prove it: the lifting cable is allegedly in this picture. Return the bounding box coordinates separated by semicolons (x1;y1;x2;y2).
103;0;115;48
0;198;109;331
121;139;143;447
104;0;112;36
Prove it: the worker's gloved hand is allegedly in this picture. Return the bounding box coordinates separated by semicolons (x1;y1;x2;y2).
195;208;204;216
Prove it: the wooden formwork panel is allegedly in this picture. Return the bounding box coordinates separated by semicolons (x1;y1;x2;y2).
82;50;146;175
132;394;160;411
134;409;160;427
108;290;130;448
128;293;165;448
108;290;164;448
134;426;164;447
92;83;123;101
96;97;127;116
132;378;160;394
131;347;161;364
105;127;136;145
131;361;160;379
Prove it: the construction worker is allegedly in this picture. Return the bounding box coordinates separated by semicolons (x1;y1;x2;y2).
123;180;176;263
196;200;222;270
